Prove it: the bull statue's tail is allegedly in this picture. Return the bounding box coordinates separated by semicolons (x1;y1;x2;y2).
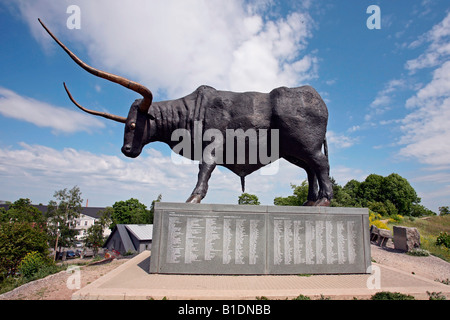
323;137;330;175
241;176;245;193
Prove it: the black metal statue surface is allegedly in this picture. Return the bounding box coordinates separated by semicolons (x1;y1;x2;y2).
39;19;333;206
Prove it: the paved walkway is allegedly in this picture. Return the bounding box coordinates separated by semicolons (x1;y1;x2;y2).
72;251;450;300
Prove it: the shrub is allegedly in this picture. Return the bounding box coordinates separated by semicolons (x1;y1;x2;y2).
371;291;415;300
427;291;446;300
292;294;311;300
389;214;403;223
0;222;49;280
369;210;382;223
18;251;48;279
406;248;430;257
371;219;389;230
436;232;450;249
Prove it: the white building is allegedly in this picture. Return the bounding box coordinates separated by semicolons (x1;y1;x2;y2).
74;207;111;241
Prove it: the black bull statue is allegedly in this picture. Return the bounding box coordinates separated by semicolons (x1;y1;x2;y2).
39;19;333;206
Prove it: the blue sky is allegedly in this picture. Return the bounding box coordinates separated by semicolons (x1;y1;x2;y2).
0;0;449;212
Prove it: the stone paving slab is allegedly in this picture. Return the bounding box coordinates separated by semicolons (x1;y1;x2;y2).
72;251;450;300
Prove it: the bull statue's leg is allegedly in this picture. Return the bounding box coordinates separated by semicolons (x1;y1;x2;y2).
304;168;319;206
309;151;333;206
186;162;217;203
284;156;318;206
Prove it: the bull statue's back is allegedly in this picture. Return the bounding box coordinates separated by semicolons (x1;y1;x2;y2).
39;19;333;206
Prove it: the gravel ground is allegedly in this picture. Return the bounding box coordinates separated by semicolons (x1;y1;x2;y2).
1;246;449;300
371;243;450;283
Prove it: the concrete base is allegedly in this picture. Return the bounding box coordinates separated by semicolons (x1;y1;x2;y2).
72;251;450;300
150;203;371;275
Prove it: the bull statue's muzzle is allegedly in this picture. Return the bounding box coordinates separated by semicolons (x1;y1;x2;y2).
121;145;141;158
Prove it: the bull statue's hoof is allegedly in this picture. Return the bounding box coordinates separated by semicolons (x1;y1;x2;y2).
314;198;331;207
186;194;202;204
303;200;316;206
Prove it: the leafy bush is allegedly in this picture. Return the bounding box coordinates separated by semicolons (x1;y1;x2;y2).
427;291;446;300
18;251;48;278
406;248;430;257
389;214;403;223
369;210;382;222
371;291;415;300
436;232;450;248
292;294;311;300
371;219;389;230
0;222;49;280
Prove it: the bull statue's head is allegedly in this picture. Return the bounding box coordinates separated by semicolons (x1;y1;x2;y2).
39;19;153;159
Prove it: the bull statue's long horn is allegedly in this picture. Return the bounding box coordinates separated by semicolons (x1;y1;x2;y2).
38;18;153;115
63;83;127;123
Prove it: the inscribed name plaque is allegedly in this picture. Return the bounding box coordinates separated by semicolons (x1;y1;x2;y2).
150;203;371;275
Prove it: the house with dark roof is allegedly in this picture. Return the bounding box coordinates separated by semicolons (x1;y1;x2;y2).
103;224;153;255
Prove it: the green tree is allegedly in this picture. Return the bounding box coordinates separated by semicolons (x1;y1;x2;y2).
0;206;7;223
1;199;46;226
0;200;50;279
274;181;308;206
0;221;49;280
98;206;114;229
382;173;420;215
149;194;162;223
439;206;450;216
275;173;431;217
110;198;151;229
238;193;260;205
330;177;355;207
358;174;385;206
410;204;436;217
46;186;83;259
350;173;422;216
343;179;361;199
83;222;105;256
367;201;398;216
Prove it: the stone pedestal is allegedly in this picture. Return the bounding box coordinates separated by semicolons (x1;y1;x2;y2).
393;226;420;252
149;203;371;275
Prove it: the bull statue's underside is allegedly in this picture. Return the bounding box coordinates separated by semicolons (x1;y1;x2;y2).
39;19;333;206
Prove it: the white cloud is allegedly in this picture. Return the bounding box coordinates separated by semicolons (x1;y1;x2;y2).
331;165;367;186
399;99;450;165
397;13;450;168
0;87;104;134
19;0;317;98
366;79;406;121
405;61;450;108
0;142;198;205
405;12;450;73
327;131;358;149
399;61;450;166
0;142;315;206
